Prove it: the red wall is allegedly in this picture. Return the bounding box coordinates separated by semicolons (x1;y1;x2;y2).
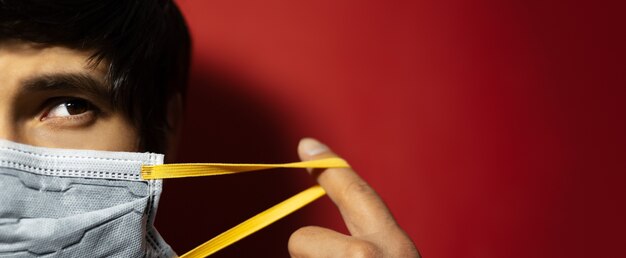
155;0;626;257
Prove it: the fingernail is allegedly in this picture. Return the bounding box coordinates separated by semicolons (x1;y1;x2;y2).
301;138;329;156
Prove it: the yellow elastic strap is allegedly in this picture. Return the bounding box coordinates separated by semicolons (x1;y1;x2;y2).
140;157;350;257
141;157;349;179
179;185;326;258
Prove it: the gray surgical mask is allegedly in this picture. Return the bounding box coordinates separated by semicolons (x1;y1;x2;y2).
0;139;175;257
0;139;347;258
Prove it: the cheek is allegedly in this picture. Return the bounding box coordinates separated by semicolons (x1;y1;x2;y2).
21;116;140;152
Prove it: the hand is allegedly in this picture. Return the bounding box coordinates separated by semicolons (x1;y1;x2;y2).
288;138;420;258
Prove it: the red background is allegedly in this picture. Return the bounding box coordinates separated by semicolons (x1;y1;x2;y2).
155;0;626;257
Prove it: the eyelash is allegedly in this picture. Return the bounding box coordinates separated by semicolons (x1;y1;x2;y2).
40;97;100;121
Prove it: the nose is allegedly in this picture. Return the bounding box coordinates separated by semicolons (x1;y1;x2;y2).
0;106;19;142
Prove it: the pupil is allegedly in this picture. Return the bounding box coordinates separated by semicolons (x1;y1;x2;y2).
65;100;89;115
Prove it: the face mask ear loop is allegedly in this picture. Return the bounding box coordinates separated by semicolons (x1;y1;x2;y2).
141;157;350;179
140;158;350;257
180;185;326;258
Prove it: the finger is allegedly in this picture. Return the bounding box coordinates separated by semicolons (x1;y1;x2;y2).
298;138;399;237
288;226;380;258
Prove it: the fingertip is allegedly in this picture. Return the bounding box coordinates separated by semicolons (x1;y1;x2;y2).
298;137;330;160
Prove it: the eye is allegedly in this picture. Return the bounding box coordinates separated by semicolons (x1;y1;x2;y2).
45;98;97;118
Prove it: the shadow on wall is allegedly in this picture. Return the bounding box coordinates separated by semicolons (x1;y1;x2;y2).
154;63;311;257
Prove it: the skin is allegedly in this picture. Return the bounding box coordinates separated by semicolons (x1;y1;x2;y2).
0;40;419;257
292;138;420;258
0;40;139;151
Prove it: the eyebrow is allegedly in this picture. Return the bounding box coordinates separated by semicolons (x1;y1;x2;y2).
20;73;113;103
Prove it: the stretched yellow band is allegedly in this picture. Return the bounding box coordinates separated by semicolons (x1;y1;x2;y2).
140;157;350;258
180;185;326;258
141;157;350;179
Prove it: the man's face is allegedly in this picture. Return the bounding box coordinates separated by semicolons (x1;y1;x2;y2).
0;40;139;151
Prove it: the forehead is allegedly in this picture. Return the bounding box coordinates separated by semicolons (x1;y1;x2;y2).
0;40;107;87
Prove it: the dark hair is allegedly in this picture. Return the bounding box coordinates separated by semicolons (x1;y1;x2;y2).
0;0;191;153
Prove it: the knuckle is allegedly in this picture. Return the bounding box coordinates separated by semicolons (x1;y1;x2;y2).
288;226;319;254
387;234;421;258
291;226;319;239
342;180;374;201
346;241;381;258
393;241;421;258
